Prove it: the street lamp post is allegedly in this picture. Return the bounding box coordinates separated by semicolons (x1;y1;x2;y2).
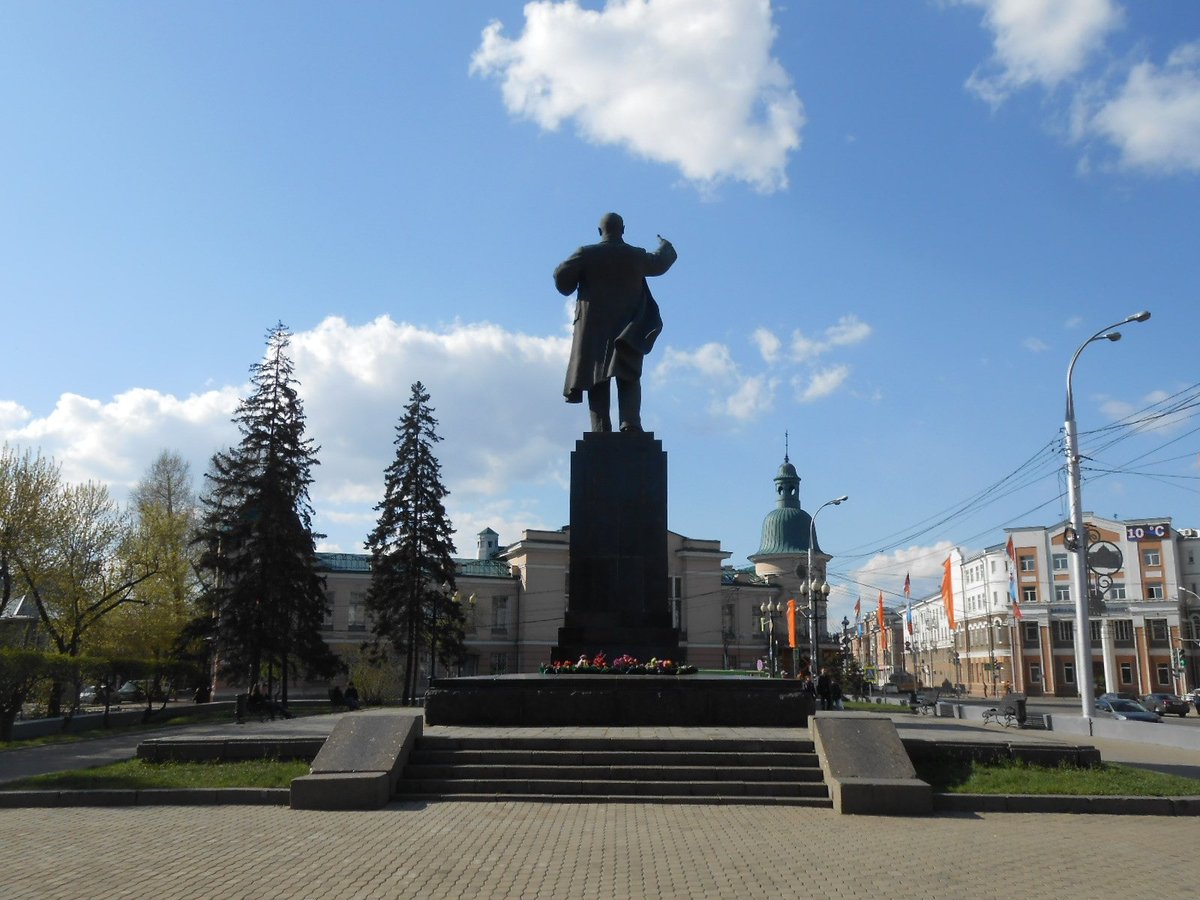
758;598;784;677
1064;311;1151;718
801;495;849;675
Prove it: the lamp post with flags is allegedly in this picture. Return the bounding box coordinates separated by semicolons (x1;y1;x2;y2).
800;494;848;674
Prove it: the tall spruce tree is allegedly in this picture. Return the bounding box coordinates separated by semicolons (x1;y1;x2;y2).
195;324;339;706
365;382;464;705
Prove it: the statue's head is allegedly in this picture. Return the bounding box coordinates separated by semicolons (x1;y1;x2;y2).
598;212;624;239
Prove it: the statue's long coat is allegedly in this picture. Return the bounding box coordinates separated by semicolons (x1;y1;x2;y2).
554;235;677;403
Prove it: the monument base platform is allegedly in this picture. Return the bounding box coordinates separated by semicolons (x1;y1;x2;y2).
424;674;815;727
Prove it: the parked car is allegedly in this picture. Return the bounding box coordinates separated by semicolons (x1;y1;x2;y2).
1095;698;1161;723
1141;692;1189;717
116;681;147;703
78;685;115;706
1099;692;1141;702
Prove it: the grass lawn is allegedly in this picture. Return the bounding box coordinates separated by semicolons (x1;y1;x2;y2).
842;700;904;713
915;757;1200;797
3;758;309;791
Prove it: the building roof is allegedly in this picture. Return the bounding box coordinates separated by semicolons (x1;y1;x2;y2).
315;552;513;579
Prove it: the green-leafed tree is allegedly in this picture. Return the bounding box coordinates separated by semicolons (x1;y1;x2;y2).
195;323;339;707
93;451;201;668
365;382;465;706
0;446;61;624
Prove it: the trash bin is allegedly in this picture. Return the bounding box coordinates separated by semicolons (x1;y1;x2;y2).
1009;693;1027;725
235;692;248;724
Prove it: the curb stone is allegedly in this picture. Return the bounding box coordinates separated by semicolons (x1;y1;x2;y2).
933;793;1200;815
0;788;290;808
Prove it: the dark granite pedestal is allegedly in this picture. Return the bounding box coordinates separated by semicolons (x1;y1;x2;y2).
424;675;815;727
551;431;680;663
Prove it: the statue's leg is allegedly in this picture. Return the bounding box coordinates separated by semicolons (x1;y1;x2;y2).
617;377;642;432
586;381;613;432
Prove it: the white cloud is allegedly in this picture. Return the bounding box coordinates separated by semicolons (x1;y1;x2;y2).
789;314;872;363
1022;337;1049;352
1099;389;1191;434
470;0;804;192
717;374;777;421
796;365;849;403
1088;42;1200;174
656;342;738;380
1065;315;1083;328
960;0;1122;104
752;327;781;364
0;401;31;430
653;343;777;420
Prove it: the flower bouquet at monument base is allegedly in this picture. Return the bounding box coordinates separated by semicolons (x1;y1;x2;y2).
540;652;696;675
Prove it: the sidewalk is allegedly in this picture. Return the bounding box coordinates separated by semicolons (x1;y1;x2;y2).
2;801;1191;898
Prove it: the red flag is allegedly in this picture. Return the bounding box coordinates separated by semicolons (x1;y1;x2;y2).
853;596;861;621
876;591;885;629
903;572;911;598
940;556;956;630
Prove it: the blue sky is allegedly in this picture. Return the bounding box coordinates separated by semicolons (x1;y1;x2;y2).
3;1;1199;627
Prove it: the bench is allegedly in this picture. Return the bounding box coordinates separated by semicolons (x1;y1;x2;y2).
982;692;1025;727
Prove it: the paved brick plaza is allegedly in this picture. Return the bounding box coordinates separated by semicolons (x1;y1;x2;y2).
2;801;1190;899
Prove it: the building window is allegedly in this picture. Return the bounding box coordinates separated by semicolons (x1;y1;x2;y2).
348;593;367;632
1120;662;1133;684
491;596;508;633
1146;584;1165;600
1054;620;1074;642
669;576;683;599
1143;549;1161;567
1063;662;1075;684
1156;663;1170;685
1089;620;1102;641
1022;622;1040;644
1022;587;1037;604
1029;663;1042;684
1113;620;1132;641
1019;555;1035;572
1055;585;1071;602
1149;619;1168;642
323;592;335;628
671;598;682;631
489;653;508;675
1109;583;1126;600
1052;553;1068;572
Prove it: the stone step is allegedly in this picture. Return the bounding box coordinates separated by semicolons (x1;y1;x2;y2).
396;793;835;808
396;734;829;806
417;736;815;754
408;749;818;768
404;764;826;782
396;778;830;799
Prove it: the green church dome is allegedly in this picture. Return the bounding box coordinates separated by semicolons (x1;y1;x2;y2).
754;454;822;556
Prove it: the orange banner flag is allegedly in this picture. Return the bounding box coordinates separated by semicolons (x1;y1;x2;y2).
941;556;957;630
876;591;885;629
